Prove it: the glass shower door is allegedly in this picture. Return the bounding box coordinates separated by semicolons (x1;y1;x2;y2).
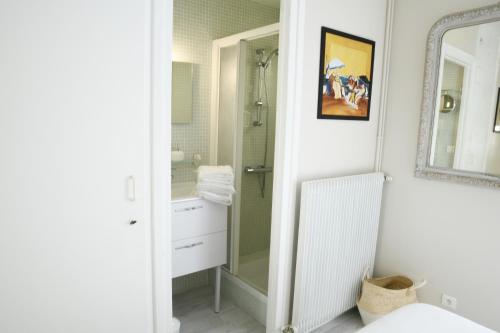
236;35;279;295
215;34;279;296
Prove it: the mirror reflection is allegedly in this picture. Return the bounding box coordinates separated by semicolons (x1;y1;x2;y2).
431;21;500;176
172;62;193;124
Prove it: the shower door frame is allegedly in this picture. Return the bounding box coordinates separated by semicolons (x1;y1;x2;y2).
209;23;280;277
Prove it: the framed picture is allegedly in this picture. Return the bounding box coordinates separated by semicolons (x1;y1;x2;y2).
317;27;375;120
494;87;500;133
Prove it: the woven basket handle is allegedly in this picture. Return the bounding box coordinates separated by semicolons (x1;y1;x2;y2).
362;266;371;281
410;279;427;291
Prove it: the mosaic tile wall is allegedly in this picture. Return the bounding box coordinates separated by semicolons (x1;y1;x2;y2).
171;0;280;183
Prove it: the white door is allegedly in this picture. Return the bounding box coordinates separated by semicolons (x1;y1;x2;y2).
0;1;154;333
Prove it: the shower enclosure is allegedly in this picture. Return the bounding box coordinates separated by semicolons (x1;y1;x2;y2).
210;24;279;296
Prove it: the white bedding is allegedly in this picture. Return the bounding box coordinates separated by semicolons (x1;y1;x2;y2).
358;303;496;333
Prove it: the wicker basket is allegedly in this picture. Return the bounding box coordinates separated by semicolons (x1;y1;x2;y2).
357;269;426;325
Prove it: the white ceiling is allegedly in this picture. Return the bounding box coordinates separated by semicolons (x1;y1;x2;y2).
250;0;280;9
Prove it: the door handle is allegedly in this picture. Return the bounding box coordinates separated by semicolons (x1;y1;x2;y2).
175;242;204;250
127;176;135;201
174;205;203;213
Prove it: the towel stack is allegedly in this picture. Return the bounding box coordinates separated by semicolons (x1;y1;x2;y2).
197;165;235;206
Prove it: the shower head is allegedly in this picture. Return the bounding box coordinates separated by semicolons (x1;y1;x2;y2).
256;48;266;67
263;48;279;69
256;48;279;68
256;48;266;56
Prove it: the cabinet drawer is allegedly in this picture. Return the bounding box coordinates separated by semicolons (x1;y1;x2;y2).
172;199;227;241
172;231;227;278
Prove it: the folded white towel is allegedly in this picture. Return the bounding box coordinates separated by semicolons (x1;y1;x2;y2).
198;190;232;206
198;165;234;177
198;178;234;186
197;183;235;196
197;165;235;206
198;165;234;182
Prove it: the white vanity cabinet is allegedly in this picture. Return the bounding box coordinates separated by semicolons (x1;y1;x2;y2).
171;197;227;312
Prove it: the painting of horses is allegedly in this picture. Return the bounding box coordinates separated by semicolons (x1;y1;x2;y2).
317;27;375;120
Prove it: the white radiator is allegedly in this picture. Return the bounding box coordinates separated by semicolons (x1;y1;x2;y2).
291;172;385;332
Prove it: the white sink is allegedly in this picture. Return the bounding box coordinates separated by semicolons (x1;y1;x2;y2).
171;181;198;200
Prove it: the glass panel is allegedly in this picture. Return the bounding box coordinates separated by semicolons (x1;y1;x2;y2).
237;35;279;295
171;62;193;124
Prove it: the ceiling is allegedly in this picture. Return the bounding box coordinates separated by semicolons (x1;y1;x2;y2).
249;0;280;9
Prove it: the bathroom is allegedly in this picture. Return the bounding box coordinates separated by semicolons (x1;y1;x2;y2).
170;0;280;331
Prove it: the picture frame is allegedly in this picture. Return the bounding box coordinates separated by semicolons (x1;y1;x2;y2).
494;87;500;133
317;27;375;121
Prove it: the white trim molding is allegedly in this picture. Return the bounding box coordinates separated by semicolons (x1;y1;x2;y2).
150;0;173;332
266;0;305;331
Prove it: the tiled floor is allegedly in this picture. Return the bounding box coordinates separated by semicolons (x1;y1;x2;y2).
173;286;265;333
173;286;364;333
312;309;364;333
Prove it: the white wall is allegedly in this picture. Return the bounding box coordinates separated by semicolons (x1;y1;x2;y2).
295;0;388;183
444;26;479;56
273;1;388;329
375;0;500;330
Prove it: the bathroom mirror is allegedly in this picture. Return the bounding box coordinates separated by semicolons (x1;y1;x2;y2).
172;62;193;124
416;3;500;188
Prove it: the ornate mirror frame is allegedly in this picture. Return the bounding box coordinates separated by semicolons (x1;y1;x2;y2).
415;3;500;189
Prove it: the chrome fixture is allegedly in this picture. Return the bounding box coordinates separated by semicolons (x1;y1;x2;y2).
440;90;457;113
249;48;278;197
253;48;279;127
244;166;273;174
